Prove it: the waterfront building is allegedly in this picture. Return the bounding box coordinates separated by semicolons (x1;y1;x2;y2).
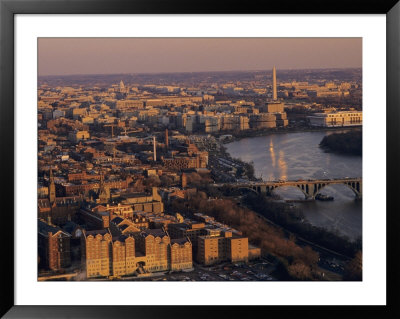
307;111;362;127
249;113;277;129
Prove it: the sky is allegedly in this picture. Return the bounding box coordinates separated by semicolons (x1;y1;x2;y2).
38;38;362;76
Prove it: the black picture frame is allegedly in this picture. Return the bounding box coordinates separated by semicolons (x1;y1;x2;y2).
1;0;399;318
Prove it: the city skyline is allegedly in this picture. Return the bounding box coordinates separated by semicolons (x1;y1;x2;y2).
37;37;362;283
38;38;362;76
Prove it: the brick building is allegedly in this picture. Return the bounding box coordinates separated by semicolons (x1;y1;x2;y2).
136;229;170;273
170;238;193;271
120;187;164;214
61;177;131;197
82;229;112;278
38;220;71;271
68;171;100;182
168;222;206;252
112;235;136;277
82;227;194;279
80;208;110;230
197;231;249;266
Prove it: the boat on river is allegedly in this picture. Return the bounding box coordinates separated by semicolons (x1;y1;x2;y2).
315;193;334;201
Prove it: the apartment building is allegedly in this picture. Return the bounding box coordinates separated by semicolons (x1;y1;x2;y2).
38;219;71;271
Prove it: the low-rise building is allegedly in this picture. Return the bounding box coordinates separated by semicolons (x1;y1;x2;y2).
68;130;90;143
307;111;362;127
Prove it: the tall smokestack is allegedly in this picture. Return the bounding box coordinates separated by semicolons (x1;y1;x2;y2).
153;136;157;161
272;66;277;101
165;129;169;149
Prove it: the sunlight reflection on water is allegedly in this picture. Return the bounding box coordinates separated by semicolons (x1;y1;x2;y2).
226;130;362;240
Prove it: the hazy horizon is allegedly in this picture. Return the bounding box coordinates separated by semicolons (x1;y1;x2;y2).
38;66;361;78
38;38;362;76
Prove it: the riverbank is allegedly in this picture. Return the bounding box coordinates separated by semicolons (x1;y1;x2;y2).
243;193;362;257
319;130;362;156
218;125;362;144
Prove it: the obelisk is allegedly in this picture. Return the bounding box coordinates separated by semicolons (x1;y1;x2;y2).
272;66;277;101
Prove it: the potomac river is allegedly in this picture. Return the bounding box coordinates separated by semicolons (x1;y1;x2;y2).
225;129;362;241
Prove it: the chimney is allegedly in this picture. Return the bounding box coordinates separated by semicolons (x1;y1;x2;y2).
181;173;187;188
272;66;277;101
165;129;169;149
153;136;157;161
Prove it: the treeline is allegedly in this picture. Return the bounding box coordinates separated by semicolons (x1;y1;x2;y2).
219;145;256;180
243;193;362;258
170;192;322;280
319;130;362;155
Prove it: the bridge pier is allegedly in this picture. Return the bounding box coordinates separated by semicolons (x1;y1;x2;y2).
259;186;267;195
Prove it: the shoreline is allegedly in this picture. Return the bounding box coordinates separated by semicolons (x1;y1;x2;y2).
217;125;361;181
220;125;362;144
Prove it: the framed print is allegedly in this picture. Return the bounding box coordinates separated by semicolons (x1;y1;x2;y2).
1;0;399;318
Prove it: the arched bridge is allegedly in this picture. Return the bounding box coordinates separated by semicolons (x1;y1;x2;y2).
214;178;362;200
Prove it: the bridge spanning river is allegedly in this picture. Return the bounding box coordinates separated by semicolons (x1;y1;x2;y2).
215;178;362;200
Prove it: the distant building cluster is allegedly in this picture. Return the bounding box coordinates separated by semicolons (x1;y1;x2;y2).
38;68;293;137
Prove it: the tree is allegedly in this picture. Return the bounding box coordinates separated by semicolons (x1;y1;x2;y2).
235;166;244;178
287;262;313;280
160;175;174;187
143;175;161;189
343;251;362;281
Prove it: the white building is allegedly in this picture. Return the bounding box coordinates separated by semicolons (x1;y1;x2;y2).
307;111;362;127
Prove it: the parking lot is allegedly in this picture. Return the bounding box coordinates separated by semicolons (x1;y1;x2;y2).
121;259;277;282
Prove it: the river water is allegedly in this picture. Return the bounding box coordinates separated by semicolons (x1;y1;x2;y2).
225;129;362;241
